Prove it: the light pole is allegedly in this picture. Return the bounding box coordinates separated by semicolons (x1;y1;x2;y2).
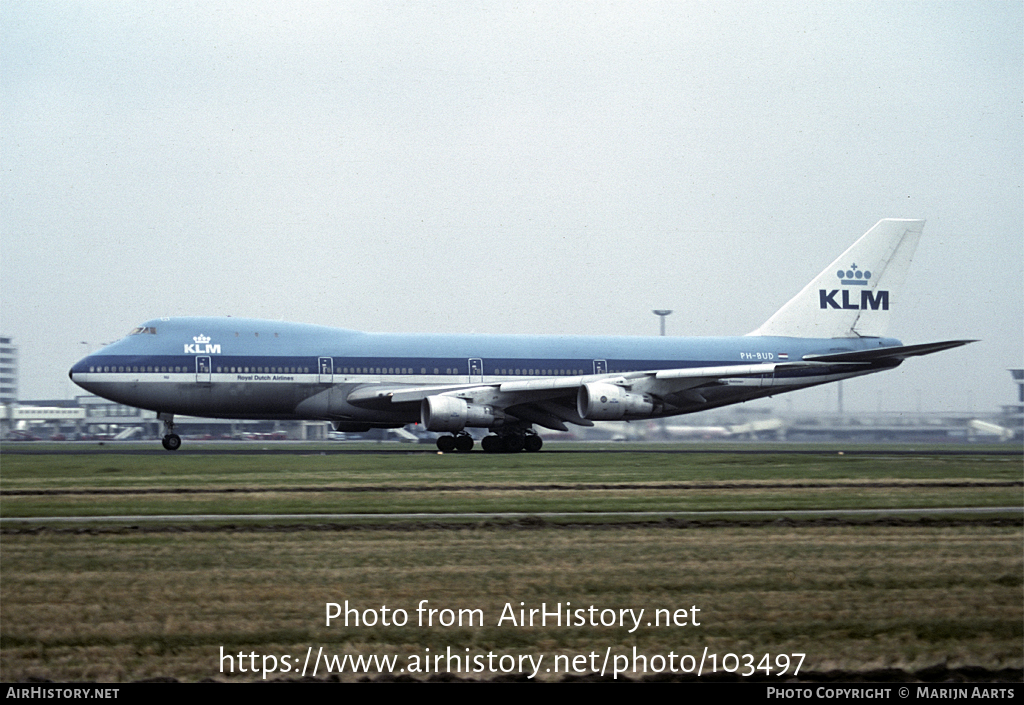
652;310;673;336
651;310;673;440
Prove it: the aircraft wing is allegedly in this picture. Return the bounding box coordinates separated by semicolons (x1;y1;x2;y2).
347;363;785;406
345;360;826;431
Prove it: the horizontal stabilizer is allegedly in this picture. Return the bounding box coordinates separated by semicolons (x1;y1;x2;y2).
802;339;976;363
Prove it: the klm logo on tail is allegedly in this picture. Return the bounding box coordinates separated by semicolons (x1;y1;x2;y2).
819;264;888;310
819;289;889;310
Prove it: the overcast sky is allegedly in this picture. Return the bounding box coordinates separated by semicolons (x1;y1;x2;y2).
2;1;1021;415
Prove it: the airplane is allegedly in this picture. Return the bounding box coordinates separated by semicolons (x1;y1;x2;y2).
69;219;974;452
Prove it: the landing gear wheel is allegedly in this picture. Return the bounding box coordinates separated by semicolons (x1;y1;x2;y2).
454;433;474;452
524;434;543;452
158;414;179;451
436;435;456;452
504;434;525;453
481;435;503;453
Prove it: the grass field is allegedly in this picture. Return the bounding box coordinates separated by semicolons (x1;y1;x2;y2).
1;445;1021;682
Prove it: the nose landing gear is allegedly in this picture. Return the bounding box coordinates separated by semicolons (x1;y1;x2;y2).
158;413;181;451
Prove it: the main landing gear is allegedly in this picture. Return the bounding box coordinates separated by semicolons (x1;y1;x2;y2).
482;431;543;453
435;432;474;452
159;413;181;451
435;430;543;453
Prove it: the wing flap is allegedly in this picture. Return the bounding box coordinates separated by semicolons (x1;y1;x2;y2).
347;384;492;406
498;376;587;392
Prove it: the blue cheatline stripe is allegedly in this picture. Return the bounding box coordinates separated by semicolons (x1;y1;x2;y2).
76;354;738;376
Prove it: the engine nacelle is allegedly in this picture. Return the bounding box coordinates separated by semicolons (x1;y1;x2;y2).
577;382;655;421
420;395;502;432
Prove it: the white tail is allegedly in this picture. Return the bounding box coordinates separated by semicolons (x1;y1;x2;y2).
749;219;925;339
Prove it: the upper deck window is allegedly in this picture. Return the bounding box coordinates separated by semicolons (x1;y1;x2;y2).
129;327;157;335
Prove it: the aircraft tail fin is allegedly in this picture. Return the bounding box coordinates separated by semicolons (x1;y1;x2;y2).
749;218;925;338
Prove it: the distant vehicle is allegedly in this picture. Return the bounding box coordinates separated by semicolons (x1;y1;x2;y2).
69;219;972;453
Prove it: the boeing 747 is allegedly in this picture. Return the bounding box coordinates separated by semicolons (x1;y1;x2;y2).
69;219;973;451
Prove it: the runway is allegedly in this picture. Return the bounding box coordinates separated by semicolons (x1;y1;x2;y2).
4;505;1021;525
3;479;1020;495
4;443;1021;456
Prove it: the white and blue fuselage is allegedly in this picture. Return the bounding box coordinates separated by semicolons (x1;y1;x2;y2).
68;219;973;451
70;317;901;421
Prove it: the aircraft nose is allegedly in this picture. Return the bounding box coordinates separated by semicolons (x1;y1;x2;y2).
68;356;91;388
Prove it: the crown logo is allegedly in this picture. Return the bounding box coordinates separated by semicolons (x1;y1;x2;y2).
193;334;211;344
836;264;870;286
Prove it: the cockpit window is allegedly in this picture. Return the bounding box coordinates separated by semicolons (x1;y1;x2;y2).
129;327;157;335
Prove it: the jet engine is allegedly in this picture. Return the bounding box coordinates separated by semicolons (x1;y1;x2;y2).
577;382;654;421
421;395;502;432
